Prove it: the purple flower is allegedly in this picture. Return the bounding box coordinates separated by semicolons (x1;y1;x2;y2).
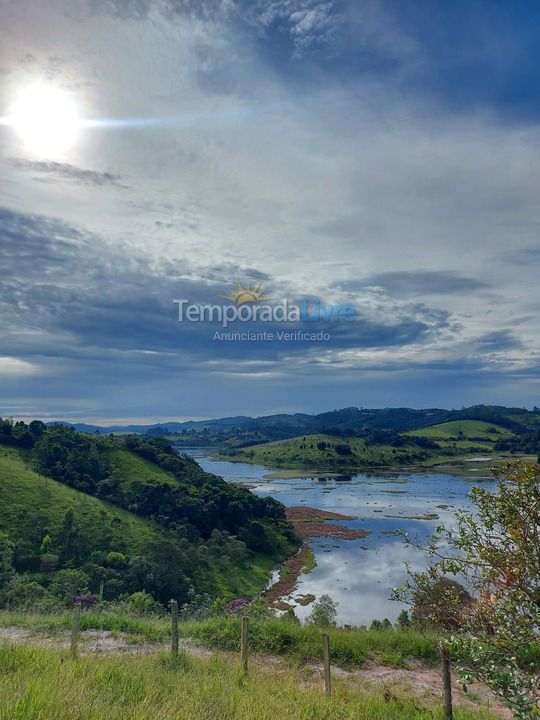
230;598;250;608
73;594;98;606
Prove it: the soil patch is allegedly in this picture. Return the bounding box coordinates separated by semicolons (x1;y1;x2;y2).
286;507;371;540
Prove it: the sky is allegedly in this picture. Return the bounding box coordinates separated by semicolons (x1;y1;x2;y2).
1;0;540;424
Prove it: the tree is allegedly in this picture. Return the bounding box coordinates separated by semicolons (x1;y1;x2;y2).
282;607;300;624
49;568;89;601
39;534;52;555
410;577;471;630
396;609;411;628
29;420;45;438
60;507;76;554
0;533;16;591
307;594;338;628
394;461;540;719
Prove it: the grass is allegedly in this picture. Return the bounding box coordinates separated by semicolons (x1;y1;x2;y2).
0;445;164;555
0;610;440;668
105;448;180;490
201;552;286;599
405;420;513;440
230;434;439;469
301;545;317;574
0;642;500;720
0;610;170;643
177;618;440;668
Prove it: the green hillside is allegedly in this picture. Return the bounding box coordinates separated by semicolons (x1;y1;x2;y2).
0;444;163;556
225;415;529;470
105;447;180;489
227;433;441;469
405;420;513;439
0;420;299;609
0;443;289;603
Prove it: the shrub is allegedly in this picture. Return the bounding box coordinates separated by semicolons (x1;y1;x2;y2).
307;594;337;628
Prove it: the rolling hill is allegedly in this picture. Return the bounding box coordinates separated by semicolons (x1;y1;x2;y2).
0;444;163;558
225;416;533;471
0;421;299;608
226;433;444;470
404;420;513;440
45;406;540;452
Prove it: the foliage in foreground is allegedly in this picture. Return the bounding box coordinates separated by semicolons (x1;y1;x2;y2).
0;607;440;667
0;642;500;720
395;461;540;719
177;616;440;667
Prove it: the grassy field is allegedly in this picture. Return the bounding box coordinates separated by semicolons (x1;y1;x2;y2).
0;445;163;555
0;610;506;720
0;611;439;667
0;641;503;720
404;420;513;440
202;552;281;599
225;420;520;470
227;433;444;470
105;447;180;490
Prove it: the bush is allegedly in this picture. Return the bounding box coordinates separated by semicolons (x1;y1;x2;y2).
2;580;57;610
48;569;90;602
122;591;162;616
307;595;337;628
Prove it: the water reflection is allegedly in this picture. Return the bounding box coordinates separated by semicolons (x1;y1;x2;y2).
185;449;487;625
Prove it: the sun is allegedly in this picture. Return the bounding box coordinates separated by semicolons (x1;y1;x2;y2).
8;85;81;156
219;281;272;306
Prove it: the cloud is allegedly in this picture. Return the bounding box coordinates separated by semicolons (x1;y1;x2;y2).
0;357;38;376
334;271;490;297
251;1;339;54
476;330;524;352
1;0;540;418
9;158;126;187
500;247;540;266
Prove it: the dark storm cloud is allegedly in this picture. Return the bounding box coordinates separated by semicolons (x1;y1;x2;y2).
0;207;456;375
9;158;126;188
334;271;490;297
501;247;540;266
0;207;87;275
476;329;524;352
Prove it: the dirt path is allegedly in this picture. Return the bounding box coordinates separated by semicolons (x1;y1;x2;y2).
0;626;511;718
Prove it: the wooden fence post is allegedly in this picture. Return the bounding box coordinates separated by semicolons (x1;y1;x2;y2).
440;644;453;720
170;599;179;657
70;603;81;658
323;633;331;697
241;616;249;673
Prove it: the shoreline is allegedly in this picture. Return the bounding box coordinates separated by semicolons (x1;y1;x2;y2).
264;506;371;610
209;450;535;478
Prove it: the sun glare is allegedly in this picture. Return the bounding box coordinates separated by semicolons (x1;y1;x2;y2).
8;85;80;156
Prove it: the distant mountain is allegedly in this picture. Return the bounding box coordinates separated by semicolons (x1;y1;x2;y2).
45;405;539;439
46;421;103;433
46;416;254;434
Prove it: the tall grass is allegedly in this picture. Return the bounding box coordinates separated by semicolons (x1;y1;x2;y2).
0;609;170;643
0;609;438;667
0;643;499;720
178;617;440;667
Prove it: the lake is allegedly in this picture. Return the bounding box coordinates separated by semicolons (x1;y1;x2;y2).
185;449;491;626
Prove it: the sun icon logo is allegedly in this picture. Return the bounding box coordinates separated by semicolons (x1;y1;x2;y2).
219;281;272;306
